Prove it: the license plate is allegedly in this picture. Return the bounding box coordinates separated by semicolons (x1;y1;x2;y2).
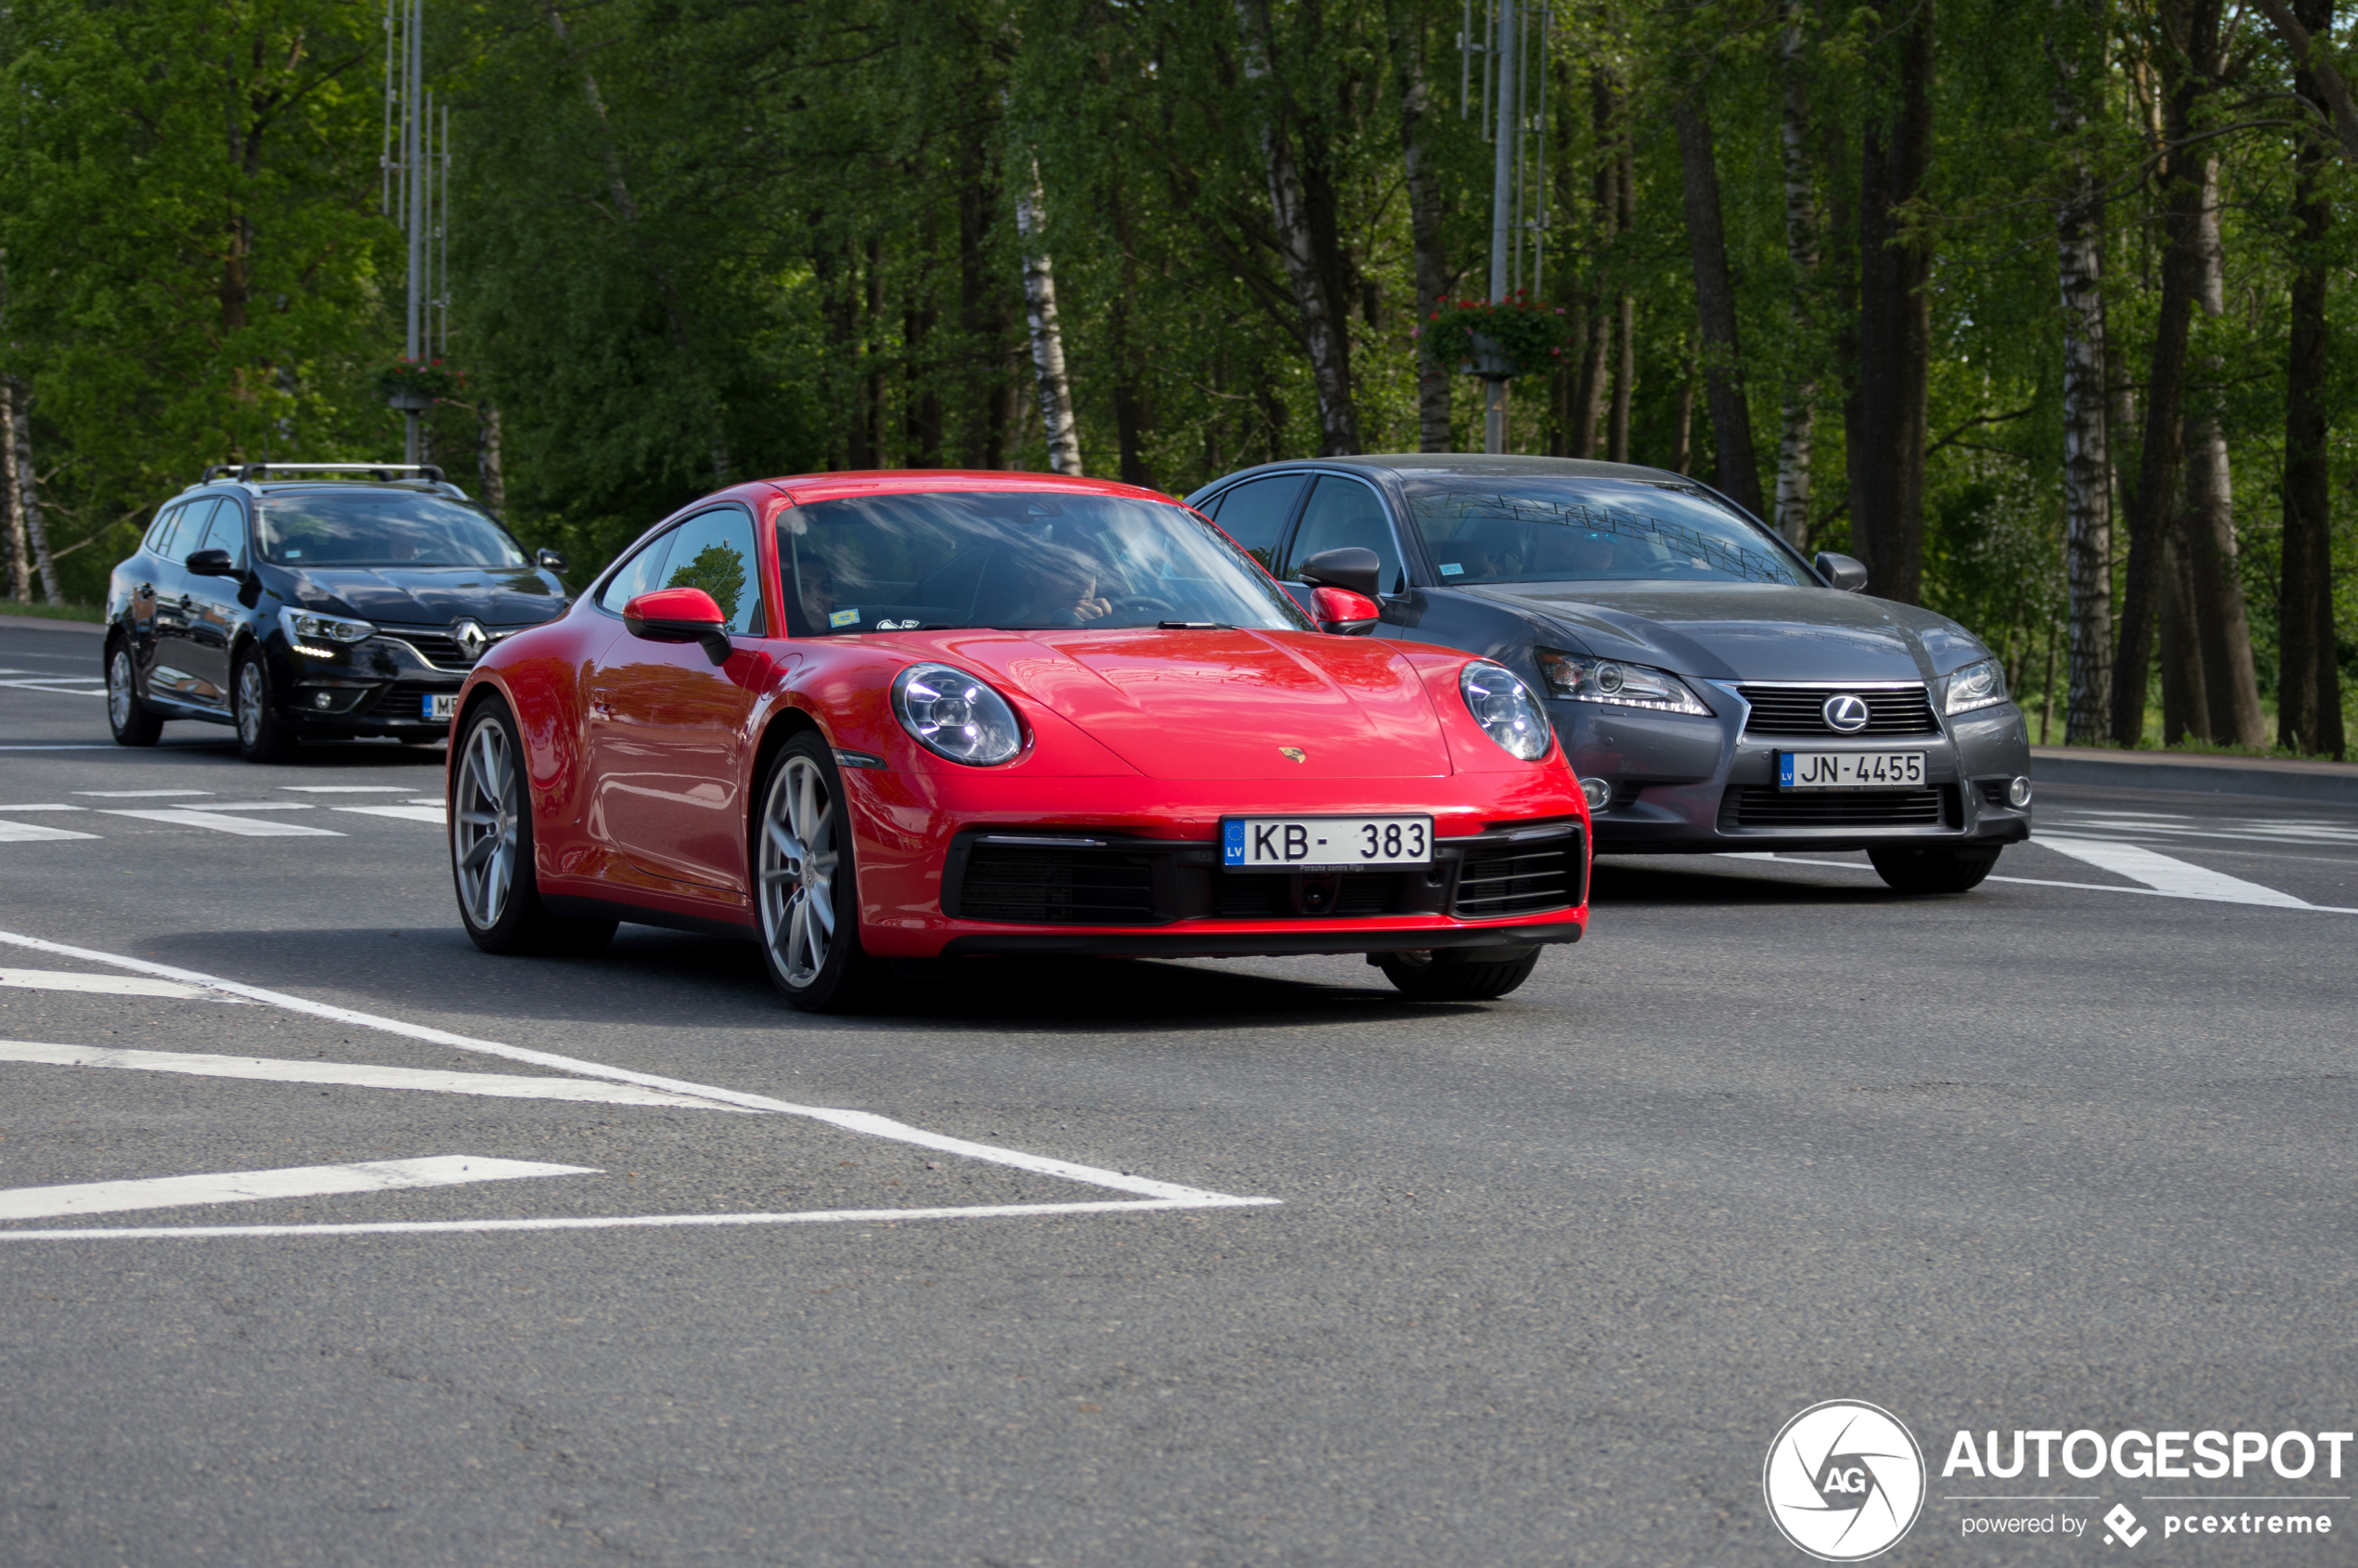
1779;751;1927;789
1222;815;1432;869
423;693;459;720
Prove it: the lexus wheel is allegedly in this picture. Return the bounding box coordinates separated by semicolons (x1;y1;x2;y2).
232;650;295;763
106;641;163;746
755;732;873;1012
450;699;615;956
1869;845;2000;894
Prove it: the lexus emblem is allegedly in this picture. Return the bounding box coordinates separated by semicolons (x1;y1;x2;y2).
453;618;490;662
1822;693;1872;733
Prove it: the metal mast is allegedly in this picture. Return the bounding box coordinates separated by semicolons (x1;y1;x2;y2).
383;0;442;464
1466;2;1549;453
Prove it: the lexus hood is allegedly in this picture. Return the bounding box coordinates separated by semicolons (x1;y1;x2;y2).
287;564;565;628
1465;581;1989;683
926;627;1455;780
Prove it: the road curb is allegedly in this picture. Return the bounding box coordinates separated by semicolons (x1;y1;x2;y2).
0;614;104;636
2032;746;2358;806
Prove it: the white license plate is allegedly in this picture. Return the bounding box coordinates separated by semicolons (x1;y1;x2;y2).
1779;751;1927;790
423;693;459;720
1222;815;1432;869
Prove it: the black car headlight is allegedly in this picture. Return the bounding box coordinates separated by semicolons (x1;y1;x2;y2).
1459;661;1552;761
1535;649;1711;717
279;607;374;657
1944;658;2008;715
892;663;1025;765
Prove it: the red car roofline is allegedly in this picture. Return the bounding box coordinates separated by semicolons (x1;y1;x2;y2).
763;469;1184;508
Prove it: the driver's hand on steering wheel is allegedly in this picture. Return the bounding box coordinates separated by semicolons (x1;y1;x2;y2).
1072;593;1112;621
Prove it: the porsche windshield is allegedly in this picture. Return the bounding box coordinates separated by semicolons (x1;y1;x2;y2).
777;491;1312;636
257;489;527;568
1405;478;1808;587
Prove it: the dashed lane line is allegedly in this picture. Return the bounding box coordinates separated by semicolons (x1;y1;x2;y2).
0;1156;595;1223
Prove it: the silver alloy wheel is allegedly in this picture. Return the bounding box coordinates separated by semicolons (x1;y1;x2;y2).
758;755;837;989
108;649;135;731
452;717;519;930
235;659;266;747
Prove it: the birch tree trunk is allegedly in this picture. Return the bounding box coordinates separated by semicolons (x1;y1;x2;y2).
1237;0;1361;457
1394;6;1452;452
2053;2;2113;743
1014;160;1082;476
1673;100;1765;517
2;377;28;603
2280;0;2345;756
6;380;58;603
1774;2;1820;549
478;404;506;517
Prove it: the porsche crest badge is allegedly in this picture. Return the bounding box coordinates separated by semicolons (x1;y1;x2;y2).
1278;746;1307;763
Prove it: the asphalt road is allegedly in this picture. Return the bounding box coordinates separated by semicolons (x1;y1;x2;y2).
2;616;2352;1566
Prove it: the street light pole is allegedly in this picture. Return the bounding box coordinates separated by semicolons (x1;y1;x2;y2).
1483;0;1518;455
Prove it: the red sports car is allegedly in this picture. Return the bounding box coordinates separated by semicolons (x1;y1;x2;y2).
446;472;1588;1010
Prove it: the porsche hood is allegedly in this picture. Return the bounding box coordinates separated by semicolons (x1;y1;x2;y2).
935;628;1456;780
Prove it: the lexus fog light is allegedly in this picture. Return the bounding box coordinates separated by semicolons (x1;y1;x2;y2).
2008;775;2033;808
1579;777;1612;811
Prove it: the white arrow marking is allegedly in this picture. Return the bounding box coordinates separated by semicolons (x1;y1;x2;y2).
0;1156;595;1222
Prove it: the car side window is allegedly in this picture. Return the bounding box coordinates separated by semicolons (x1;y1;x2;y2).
1206;473;1306;575
1281;475;1406;594
145;504;188;559
198;502;247;568
597;527;680;615
168;499;220;564
655;505;763;635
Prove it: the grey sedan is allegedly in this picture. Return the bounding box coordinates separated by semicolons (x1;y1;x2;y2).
1184;454;2031;893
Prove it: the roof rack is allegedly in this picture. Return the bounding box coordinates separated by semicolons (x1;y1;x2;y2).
201;462;446;485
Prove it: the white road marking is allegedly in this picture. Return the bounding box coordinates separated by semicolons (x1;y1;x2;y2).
0;929;1278;1215
183;801;315;810
0;745;115;750
0;1155;595;1222
2034;836;2313;907
334;804;445;823
279;785;415;793
0;969;212;998
0;1040;751;1110
74;789;213;797
1707;849;2358;914
0;679;104;695
99;808;343;837
0;820;99;843
0;804;88;810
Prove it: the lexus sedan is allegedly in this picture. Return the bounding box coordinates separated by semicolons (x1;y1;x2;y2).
1185;454;2031;893
104;463;570;761
445;471;1590;1010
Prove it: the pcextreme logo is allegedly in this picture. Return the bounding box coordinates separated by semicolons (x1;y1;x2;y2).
1763;1400;1928;1562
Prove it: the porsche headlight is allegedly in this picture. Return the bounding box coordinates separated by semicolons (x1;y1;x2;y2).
279;607;374;655
1459;661;1552;761
1944;657;2008;715
1535;649;1711;717
892;663;1024;766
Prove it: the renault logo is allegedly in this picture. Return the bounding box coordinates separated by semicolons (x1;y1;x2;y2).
1822;693;1872;732
453;618;490;662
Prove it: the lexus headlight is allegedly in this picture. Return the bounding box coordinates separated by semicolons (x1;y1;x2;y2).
279;607;374;653
1944;658;2007;715
892;663;1025;766
1535;649;1711;717
1459;661;1552;761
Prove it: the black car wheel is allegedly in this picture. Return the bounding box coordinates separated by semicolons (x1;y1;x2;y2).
232;649;296;763
1378;947;1541;1002
105;641;163;747
1869;845;2001;894
450;700;615;956
755;732;874;1012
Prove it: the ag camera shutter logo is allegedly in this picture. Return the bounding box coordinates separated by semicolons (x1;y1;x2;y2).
1764;1400;1926;1561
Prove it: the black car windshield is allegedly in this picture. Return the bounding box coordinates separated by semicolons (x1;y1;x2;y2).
256;489;527;568
777;490;1312;636
1405;477;1808;587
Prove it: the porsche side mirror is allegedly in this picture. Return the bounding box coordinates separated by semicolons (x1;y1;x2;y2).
1310;584;1381;636
625;587;732;664
1814;551;1870;593
185;548;238;577
537;548;570;573
1298;546;1382;599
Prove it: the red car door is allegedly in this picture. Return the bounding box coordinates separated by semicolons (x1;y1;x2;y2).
582;504;771;894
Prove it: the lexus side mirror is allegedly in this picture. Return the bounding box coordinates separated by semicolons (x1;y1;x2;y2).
537;548;569;573
1814;551;1870;593
624;587;732;664
1310;584;1381;636
1298;546;1382;599
185;548;238;577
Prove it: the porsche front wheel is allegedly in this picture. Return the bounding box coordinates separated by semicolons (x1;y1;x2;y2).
1378;947;1541;1002
451;700;615;957
756;733;873;1012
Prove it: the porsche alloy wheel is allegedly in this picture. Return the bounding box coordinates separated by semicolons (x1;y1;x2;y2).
450;701;615;957
757;735;870;1011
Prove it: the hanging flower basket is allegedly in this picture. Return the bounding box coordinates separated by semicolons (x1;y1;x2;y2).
374;357;465;410
1414;292;1574;379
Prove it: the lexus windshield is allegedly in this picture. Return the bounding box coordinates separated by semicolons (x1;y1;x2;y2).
777;491;1312;636
1405;478;1811;587
258;489;529;569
